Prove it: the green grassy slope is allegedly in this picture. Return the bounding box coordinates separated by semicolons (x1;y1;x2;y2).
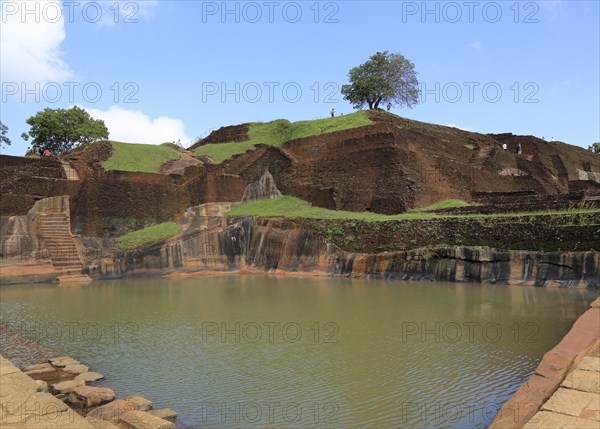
117;222;182;251
102;142;181;173
194;111;372;163
228;195;600;221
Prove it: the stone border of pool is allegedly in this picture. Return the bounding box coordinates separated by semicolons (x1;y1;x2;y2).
0;353;181;429
489;296;600;428
0;355;95;428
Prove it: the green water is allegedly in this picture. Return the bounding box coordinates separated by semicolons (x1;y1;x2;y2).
0;277;597;428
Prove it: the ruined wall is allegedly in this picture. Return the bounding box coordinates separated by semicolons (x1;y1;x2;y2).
0;155;77;216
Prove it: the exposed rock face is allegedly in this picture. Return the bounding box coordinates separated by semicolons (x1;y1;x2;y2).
75;372;105;382
121;394;152;411
120;410;175;429
86;399;137;422
242;170;282;201
86;204;599;288
191;123;250;147
71;386;115;408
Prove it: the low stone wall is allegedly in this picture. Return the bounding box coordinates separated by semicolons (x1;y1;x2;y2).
299;213;600;253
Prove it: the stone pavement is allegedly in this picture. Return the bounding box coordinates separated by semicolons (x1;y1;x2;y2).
523;343;599;429
0;355;94;429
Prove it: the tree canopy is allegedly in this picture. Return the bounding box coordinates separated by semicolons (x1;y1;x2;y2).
341;51;420;110
22;106;109;155
0;122;11;148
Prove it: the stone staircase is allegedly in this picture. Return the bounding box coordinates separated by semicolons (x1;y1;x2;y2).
61;160;80;181
473;146;494;168
38;213;83;274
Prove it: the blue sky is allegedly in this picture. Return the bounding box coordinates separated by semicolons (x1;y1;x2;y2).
1;0;598;155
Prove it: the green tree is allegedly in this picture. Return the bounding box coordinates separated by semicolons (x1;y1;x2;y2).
0;121;11;148
589;142;600;154
21;106;109;155
341;51;420;110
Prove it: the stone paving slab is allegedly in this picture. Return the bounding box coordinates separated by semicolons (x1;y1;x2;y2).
541;387;600;421
523;410;600;429
0;354;94;429
563;369;600;394
579;356;600;372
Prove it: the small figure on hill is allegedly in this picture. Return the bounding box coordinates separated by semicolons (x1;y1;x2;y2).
177;139;181;147
502;143;507;151
330;108;335;118
38;147;44;156
44;148;51;157
387;102;392;111
517;143;522;154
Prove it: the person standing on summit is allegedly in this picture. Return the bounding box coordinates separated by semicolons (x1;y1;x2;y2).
331;108;335;118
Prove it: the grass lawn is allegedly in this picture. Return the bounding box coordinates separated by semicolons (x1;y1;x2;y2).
409;199;476;212
228;195;600;222
102;141;181;173
117;222;182;252
227;196;437;220
195;111;372;163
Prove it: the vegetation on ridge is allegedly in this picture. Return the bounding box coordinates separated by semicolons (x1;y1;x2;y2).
22;106;108;155
342;51;420;110
117;222;181;251
228;195;600;221
102;141;181;173
194;110;372;163
409;199;476;212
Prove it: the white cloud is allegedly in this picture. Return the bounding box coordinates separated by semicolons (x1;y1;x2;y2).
446;123;472;132
467;41;482;50
79;0;159;27
85;106;190;145
0;0;71;84
540;0;564;20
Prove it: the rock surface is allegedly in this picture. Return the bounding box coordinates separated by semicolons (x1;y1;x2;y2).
148;408;177;422
122;394;153;411
75;371;105;382
120;410;175;429
63;363;89;374
72;385;116;408
89;207;600;288
52;378;86;394
49;356;80;367
86;399;137;422
242;170;281;201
